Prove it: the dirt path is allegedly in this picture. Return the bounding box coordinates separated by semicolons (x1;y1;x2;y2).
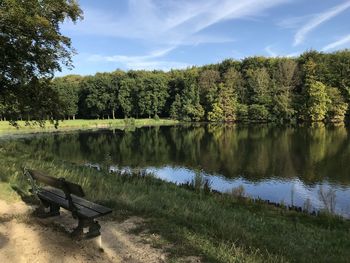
0;200;167;263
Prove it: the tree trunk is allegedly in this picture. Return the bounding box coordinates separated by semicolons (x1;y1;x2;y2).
73;115;75;120
112;109;115;120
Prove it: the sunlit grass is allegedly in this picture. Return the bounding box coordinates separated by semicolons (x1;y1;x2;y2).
0;119;178;134
0;182;20;203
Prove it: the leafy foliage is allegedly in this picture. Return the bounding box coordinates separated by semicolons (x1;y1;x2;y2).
0;0;82;121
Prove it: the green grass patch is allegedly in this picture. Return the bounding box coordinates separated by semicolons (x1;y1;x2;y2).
0;119;179;135
0;143;349;262
0;182;20;203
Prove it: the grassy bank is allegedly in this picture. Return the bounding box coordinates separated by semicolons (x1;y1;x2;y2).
0;143;349;262
0;119;179;134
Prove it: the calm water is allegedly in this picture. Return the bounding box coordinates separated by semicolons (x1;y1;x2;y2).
2;124;350;217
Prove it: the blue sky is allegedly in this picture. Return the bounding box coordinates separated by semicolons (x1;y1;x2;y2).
58;0;350;76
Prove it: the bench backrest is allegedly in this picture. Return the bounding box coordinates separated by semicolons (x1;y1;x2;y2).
27;169;85;197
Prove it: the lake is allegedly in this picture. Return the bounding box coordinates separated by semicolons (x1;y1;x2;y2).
1;124;350;217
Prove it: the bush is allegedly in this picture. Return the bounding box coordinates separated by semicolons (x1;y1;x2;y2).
207;103;224;122
236;104;248;122
124;118;135;126
248;104;269;122
326;87;348;122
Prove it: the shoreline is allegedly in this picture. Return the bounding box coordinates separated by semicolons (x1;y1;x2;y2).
1;154;349;262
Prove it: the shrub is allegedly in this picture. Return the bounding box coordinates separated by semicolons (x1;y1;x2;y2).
248;104;269;122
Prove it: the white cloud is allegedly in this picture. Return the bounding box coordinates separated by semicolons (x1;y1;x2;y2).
265;45;278;57
87;47;190;71
278;15;313;29
322;34;350;51
264;45;300;57
294;1;350;46
64;0;289;70
63;0;289;49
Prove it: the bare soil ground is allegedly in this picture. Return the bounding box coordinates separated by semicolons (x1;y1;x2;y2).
0;200;167;263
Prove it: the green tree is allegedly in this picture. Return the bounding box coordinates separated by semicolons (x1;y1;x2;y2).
118;77;135;118
224;68;245;104
246;68;271;106
101;73;118;119
207;103;224;122
170;94;182;119
52;75;82;120
79;77;105;119
208;83;237;122
248;104;269;122
110;70;127;119
270;59;299;121
270;84;295;122
138;74;169;118
306;81;329;122
169;70;204;121
198;69;220;117
302;60;330;122
0;0;82;120
182;83;204;122
236;104;249;122
79;73;118;119
326;87;348;122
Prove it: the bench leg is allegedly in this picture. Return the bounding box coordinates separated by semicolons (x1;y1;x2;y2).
87;220;101;239
34;200;60;218
71;218;101;239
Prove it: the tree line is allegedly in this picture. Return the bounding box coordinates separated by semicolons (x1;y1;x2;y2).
1;50;350;123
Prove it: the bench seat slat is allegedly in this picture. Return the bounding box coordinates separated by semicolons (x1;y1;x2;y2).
42;186;112;215
38;190;107;219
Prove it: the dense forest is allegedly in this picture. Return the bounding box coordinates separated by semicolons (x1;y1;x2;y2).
1;50;350;123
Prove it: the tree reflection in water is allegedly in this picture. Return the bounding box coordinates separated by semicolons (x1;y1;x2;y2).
1;123;350;216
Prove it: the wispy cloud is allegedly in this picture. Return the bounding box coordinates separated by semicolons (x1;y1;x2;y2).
64;0;289;48
322;34;350;51
87;47;190;71
293;1;350;46
265;45;278;57
264;45;300;57
278;15;312;29
64;0;289;70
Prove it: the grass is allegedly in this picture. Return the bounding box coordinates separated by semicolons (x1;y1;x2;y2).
0;182;20;203
0;118;179;134
0;142;349;262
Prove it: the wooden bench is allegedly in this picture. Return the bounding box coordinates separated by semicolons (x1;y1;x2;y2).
24;168;112;239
